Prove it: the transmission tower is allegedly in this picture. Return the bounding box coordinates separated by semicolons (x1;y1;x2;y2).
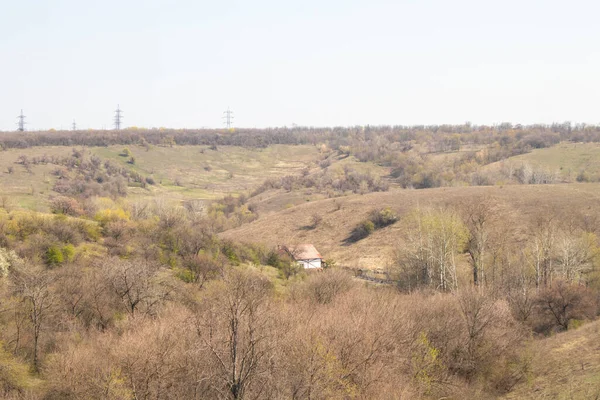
222;107;234;129
114;105;123;130
16;109;26;132
72;119;77;131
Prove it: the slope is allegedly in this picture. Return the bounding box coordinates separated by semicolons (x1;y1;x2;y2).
221;184;600;270
504;319;600;400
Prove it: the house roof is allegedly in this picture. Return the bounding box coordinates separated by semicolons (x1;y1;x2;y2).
287;244;323;261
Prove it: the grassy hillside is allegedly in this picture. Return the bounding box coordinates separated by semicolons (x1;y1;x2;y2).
90;144;321;199
504;320;600;400
0;146;74;210
221;184;600;270
487;142;600;182
0;144;323;210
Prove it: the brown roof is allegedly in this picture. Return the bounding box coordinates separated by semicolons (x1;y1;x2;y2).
286;244;322;261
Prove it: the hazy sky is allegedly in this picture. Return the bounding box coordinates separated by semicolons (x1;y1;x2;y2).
1;0;599;130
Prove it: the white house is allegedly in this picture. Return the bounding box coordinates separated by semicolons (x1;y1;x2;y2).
282;244;323;269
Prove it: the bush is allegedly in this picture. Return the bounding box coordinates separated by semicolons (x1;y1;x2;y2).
310;213;323;229
532;280;597;334
576;169;593;182
346;220;375;243
179;254;223;286
344;209;396;244
0;248;23;277
46;245;64;266
62;244;75;263
370;207;398;228
304;269;353;304
50;196;84;217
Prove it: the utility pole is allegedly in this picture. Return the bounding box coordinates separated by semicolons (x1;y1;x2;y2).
72;120;77;131
114;105;123;130
17;109;26;132
222;107;234;129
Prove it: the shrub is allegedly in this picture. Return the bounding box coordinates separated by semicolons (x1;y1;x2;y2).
0;248;23;277
221;242;240;265
310;213;323;229
576;169;593;182
370;207;398;228
46;245;65;266
346;220;375;243
265;250;300;279
62;244;75;263
304;269;353;304
180;254;223;287
279;261;303;280
50;196;84;217
532;280;597;334
94;208;130;227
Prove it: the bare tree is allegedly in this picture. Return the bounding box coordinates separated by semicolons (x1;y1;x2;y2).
105;258;168;317
556;230;595;283
535;280;596;332
461;196;496;286
193;269;275;399
399;207;467;291
529;213;558;288
11;265;55;372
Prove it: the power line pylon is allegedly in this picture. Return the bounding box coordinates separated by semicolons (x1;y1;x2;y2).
17;109;26;132
222;107;234;129
114;105;123;130
72;120;77;131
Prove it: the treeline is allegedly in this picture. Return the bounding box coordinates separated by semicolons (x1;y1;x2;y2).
1;122;600;151
391;198;600;334
4;123;600;192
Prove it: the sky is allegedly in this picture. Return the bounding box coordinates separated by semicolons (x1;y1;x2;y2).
1;0;599;130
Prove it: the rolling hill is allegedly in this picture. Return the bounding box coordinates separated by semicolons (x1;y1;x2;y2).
484;142;600;182
222;184;600;270
0;144;324;210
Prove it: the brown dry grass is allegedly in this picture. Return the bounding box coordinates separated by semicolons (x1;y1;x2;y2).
221;184;600;270
503;319;600;400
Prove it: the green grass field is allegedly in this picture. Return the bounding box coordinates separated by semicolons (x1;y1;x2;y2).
0;146;72;211
501;142;600;180
0;144;323;210
91;144;323;203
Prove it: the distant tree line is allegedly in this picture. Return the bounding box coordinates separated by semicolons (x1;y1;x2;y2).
0;122;599;150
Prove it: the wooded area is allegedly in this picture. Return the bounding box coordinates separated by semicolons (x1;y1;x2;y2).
0;125;599;398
